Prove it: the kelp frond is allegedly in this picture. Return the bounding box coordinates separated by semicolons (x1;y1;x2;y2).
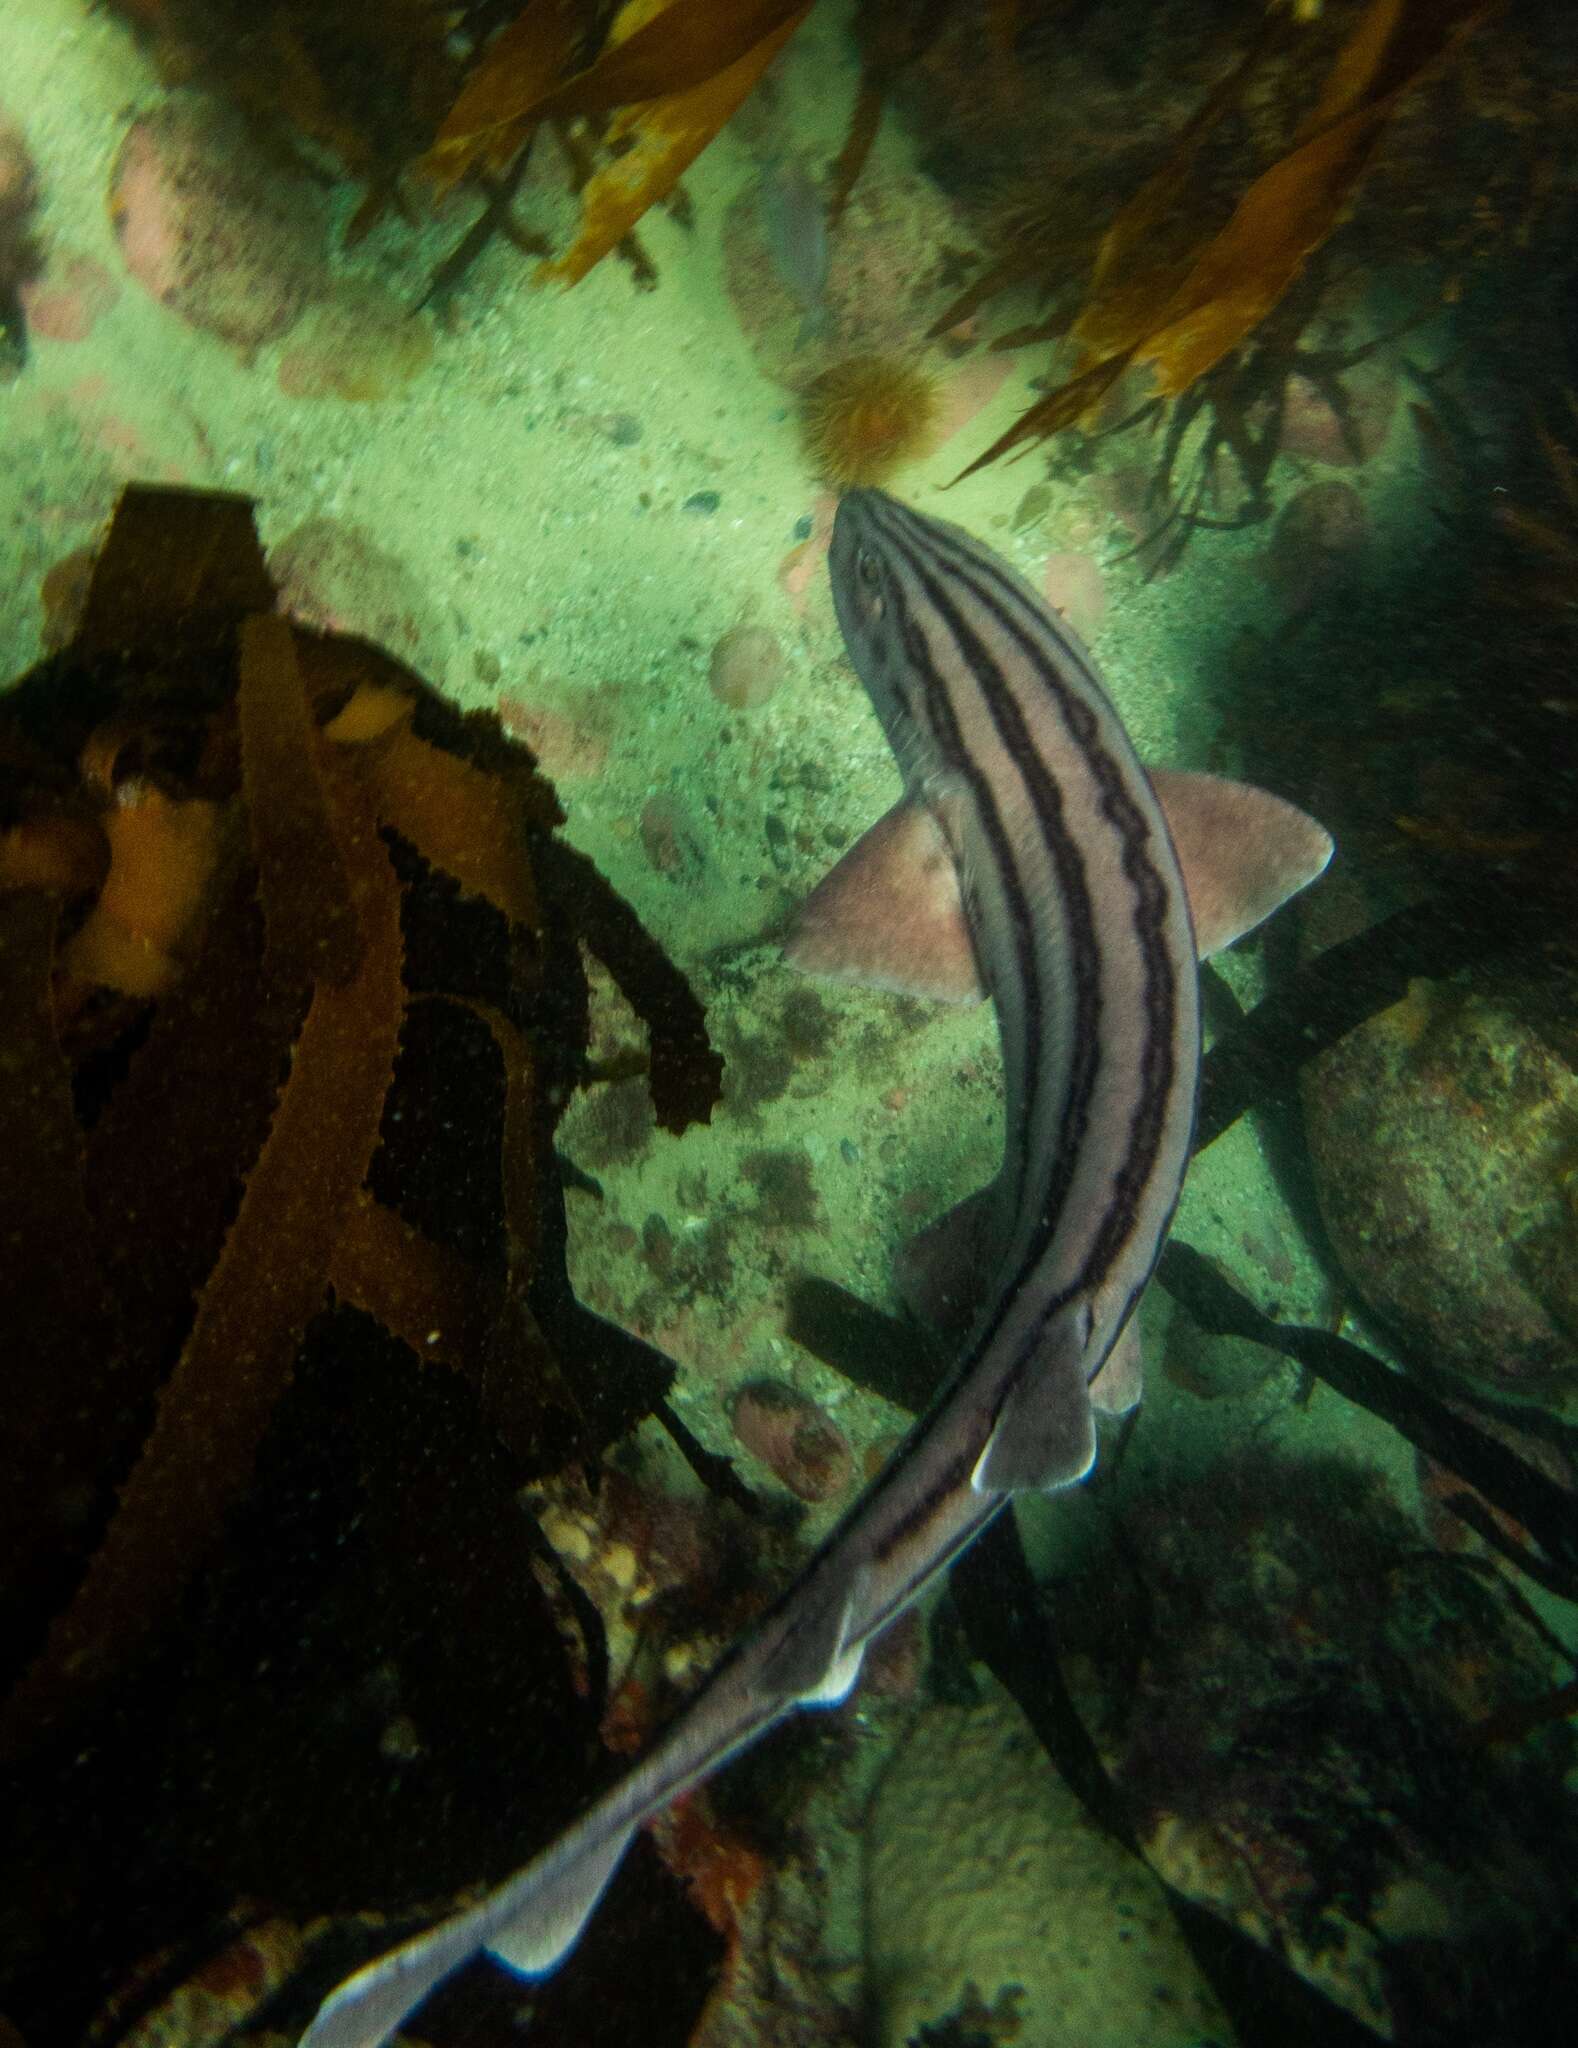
0;484;723;1758
955;0;1492;482
424;0;813;293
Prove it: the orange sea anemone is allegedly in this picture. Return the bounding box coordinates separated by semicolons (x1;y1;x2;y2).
800;353;941;490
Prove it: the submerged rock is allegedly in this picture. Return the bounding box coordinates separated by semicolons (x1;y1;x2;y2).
863;1691;1225;2048
108;94;326;351
1303;969;1578;1389
728;1378;851;1503
1071;1447;1576;2040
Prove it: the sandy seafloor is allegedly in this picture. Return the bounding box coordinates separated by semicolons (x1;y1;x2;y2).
0;3;1443;2043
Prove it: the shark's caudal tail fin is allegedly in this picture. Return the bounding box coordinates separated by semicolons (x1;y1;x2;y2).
301;1824;636;2048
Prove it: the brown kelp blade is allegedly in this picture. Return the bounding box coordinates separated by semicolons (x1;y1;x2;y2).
363;719;543;930
427;0;811;283
529;0;811;125
954;349;1137;479
955;0;1491;480
239;613;365;988
424;0;591;190
538;1;812;288
0;779;405;1752
73;483;275;660
538;836;723;1135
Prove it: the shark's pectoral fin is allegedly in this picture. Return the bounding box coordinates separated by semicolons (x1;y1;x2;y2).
760;1564;872;1706
1148;769;1333;958
484;1824;636;1977
784;799;985;1003
972;1303;1098;1495
1088;1311;1144;1417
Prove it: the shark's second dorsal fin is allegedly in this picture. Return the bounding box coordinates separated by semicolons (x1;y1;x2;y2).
972;1301;1097;1495
485;1823;637;1977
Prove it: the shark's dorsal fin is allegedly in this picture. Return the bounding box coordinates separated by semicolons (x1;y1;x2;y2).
485;1824;636;1977
972;1301;1098;1495
760;1565;872;1705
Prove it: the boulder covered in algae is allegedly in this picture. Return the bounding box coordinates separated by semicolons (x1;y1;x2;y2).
863;1689;1226;2048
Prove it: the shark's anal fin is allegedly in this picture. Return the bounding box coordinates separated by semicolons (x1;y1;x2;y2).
485;1824;636;1976
972;1303;1097;1495
759;1565;872;1707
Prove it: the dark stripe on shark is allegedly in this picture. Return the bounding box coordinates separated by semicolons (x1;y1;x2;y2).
880;550;1053;1237
871;1445;981;1570
937;542;1191;1292
865;501;1100;1280
864;495;1184;1313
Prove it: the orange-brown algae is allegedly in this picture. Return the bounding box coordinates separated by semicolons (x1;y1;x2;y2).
799;354;941;489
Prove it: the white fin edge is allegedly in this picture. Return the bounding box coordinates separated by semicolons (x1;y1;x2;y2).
485;1822;637;1975
972;1302;1097;1495
759;1564;873;1706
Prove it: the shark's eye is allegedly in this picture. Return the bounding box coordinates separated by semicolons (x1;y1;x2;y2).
856;548;881;589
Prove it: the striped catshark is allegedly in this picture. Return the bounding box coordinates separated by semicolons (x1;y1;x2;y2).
301;489;1331;2048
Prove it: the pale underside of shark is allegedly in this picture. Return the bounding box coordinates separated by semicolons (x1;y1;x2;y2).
300;491;1331;2048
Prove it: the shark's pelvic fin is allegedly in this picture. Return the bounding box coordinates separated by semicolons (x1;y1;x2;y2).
485;1823;637;1976
972;1302;1098;1495
787;774;1332;999
1087;1314;1144;1416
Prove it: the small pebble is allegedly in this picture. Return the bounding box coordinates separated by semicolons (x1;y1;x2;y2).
594;411;643;446
709;623;785;710
763;811;791;870
684;490;721;515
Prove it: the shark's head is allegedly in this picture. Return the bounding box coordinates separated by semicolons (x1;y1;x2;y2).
828;488;953;790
